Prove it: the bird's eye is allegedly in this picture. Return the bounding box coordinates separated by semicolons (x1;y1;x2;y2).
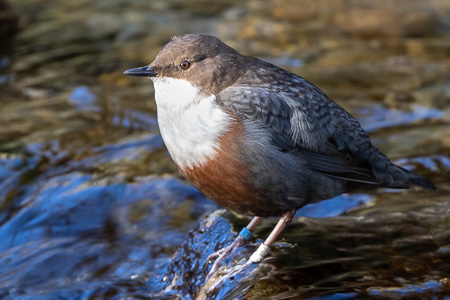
180;60;191;70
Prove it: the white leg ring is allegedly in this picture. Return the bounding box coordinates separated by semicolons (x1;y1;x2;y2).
249;243;270;263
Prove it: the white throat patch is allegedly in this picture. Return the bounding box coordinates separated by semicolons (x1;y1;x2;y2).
151;77;232;170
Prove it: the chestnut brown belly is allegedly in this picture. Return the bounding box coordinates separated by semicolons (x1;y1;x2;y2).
180;155;265;215
178;119;295;217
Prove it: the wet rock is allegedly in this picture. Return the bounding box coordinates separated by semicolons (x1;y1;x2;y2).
150;196;450;299
0;161;217;299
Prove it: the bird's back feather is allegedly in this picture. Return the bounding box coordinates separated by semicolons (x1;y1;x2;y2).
218;57;435;190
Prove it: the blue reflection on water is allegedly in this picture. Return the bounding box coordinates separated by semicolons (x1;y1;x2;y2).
296;194;373;218
69;86;100;112
356;104;443;132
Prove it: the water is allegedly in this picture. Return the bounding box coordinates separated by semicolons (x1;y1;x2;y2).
1;0;449;299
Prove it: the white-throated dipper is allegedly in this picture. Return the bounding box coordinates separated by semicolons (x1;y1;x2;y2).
124;34;436;289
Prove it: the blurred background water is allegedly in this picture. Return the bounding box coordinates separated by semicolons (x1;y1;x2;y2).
0;0;449;299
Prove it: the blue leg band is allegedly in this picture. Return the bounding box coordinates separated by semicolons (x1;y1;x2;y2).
239;227;252;240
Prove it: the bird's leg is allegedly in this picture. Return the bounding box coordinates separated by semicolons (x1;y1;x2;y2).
249;209;295;262
206;216;262;280
207;209;295;293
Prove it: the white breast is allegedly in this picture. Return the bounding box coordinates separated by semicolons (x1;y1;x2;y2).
151;77;232;170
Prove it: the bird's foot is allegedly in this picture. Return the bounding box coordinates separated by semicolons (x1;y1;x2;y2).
206;243;270;294
206;236;246;280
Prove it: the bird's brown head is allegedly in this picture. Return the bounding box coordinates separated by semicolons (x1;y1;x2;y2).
124;34;246;94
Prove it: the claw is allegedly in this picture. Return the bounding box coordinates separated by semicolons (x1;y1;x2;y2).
207;259;253;294
206;216;263;280
206;236;245;280
204;211;295;292
206;242;270;293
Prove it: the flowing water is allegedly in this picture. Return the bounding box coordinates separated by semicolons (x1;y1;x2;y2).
0;0;449;299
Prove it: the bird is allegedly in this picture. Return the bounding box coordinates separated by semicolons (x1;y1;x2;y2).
124;33;436;290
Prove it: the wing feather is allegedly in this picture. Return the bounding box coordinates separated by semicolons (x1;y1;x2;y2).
215;58;435;190
217;79;382;185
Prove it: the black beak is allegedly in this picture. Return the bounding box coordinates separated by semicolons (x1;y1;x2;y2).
124;66;157;77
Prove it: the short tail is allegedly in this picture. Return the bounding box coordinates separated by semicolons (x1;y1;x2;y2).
375;165;436;190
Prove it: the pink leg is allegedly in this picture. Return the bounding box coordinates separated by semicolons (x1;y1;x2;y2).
207;209;296;293
206;216;262;280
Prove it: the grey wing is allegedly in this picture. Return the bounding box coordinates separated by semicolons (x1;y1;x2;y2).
217;85;386;185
